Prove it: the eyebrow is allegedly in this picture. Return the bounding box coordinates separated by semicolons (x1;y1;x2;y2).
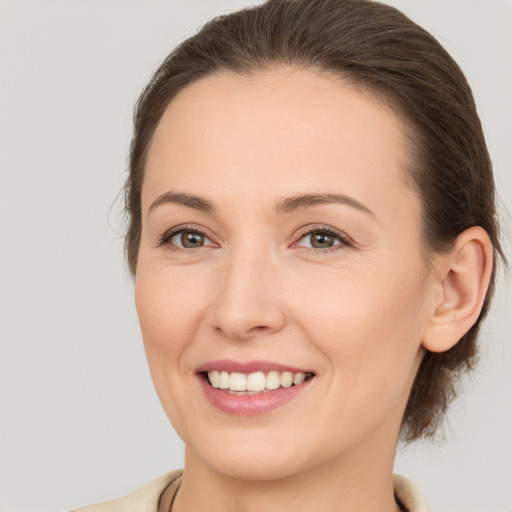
149;192;214;214
148;190;374;217
275;192;375;217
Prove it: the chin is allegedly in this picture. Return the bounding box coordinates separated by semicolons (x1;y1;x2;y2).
207;451;309;482
184;427;315;482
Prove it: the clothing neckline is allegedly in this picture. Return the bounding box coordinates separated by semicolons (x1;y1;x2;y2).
158;475;182;512
157;471;430;512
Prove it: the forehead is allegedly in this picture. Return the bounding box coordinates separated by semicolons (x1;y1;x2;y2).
143;67;420;228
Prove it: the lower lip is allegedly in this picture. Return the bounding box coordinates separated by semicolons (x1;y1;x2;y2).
198;375;313;415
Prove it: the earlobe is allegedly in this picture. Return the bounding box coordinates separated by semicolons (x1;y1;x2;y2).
422;227;494;353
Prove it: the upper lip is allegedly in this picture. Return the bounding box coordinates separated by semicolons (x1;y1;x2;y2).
196;359;313;374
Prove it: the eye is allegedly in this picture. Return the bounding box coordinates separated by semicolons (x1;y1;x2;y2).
295;227;351;251
159;226;215;250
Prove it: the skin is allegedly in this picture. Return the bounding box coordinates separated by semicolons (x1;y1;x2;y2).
135;67;492;512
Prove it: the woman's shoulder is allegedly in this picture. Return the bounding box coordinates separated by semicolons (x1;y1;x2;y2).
69;469;183;512
393;474;431;512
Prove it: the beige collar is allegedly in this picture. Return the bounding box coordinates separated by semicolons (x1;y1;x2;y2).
158;471;431;512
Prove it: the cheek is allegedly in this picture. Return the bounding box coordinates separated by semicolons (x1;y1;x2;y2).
290;259;428;396
134;263;213;441
136;260;207;334
134;265;207;378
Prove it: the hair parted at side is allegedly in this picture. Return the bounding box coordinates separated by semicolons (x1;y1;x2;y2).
124;0;504;441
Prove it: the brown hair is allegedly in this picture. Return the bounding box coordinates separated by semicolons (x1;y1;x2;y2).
124;0;504;441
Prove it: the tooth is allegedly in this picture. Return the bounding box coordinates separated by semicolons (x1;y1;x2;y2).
229;372;247;391
293;372;305;385
280;371;293;388
247;372;266;392
209;370;220;388
266;371;281;390
219;371;230;389
213;370;309;392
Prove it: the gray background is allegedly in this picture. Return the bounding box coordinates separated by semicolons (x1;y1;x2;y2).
0;1;510;511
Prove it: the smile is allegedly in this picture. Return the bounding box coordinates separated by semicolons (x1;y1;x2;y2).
207;370;314;394
196;361;316;415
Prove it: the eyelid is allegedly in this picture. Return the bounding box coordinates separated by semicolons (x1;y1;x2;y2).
157;224;218;250
291;224;354;252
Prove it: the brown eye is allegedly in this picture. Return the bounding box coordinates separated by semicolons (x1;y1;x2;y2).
310;233;337;248
296;228;350;251
165;229;214;249
178;231;205;248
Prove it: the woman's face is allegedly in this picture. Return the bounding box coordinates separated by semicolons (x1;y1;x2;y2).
136;68;436;480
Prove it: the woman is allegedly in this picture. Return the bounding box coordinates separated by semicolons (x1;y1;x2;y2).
72;0;503;510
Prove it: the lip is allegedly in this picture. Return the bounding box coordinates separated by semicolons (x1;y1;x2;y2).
196;359;315;416
196;359;312;374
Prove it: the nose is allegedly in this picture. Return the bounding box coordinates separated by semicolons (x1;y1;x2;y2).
209;247;286;342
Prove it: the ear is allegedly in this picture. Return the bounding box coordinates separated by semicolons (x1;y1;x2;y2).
422;226;494;353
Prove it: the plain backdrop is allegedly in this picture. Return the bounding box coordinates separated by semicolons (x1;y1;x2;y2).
0;1;510;511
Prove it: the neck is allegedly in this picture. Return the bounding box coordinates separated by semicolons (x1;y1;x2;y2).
172;430;402;512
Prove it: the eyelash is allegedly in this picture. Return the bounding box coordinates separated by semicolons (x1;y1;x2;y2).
157;224;353;254
158;224;213;250
294;225;353;254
